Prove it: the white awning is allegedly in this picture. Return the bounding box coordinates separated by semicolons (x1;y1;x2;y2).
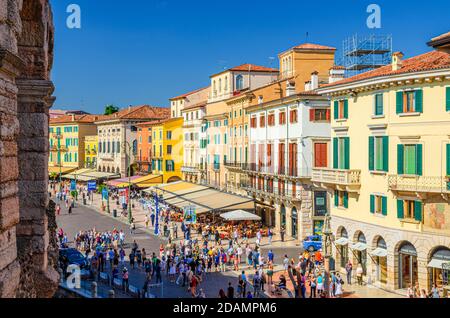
371;247;388;257
335;237;349;246
220;210;261;221
427;259;450;269
351;242;368;251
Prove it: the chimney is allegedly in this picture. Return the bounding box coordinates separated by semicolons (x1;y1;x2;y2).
304;81;312;91
392;52;404;71
310;71;319;90
71;114;75;122
328;66;345;84
286;80;296;97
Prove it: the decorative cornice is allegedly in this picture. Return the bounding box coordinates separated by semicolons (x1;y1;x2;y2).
16;79;55;107
0;49;25;77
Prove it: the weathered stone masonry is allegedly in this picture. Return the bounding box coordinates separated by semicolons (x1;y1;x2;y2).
0;0;58;297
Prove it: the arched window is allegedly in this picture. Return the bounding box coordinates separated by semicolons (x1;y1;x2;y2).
218;78;222;93
224;76;228;92
213;80;217;97
236;75;244;91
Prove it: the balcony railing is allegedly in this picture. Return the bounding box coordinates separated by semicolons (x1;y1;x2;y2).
388;175;450;194
312;168;361;191
181;164;203;173
242;185;303;201
136;157;150;163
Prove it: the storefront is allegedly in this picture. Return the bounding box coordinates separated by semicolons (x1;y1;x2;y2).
398;242;418;289
291;207;298;239
427;247;450;289
352;232;368;275
280;205;286;228
371;237;388;284
335;228;349;268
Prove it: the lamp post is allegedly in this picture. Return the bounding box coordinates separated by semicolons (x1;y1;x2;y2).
322;211;333;298
122;141;134;224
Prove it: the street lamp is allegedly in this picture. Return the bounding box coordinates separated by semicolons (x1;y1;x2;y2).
322;211;333;298
122;141;134;224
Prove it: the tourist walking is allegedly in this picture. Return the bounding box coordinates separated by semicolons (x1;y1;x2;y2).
345;260;353;285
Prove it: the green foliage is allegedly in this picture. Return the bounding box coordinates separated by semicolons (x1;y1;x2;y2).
104;104;119;115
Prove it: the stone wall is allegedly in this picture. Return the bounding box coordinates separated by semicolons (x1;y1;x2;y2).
0;0;58;298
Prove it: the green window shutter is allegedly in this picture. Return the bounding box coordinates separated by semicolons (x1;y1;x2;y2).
370;195;375;213
334;101;338;119
368;137;375;171
333;138;338;169
397;200;404;219
382;196;387;216
396;91;403;114
397;144;404;175
446;144;450;176
415;89;423;113
334;190;339;207
414;201;422;222
416;144;423;176
344;137;350;169
344;100;349;119
382;136;389;172
343;192;349;208
446;87;450;111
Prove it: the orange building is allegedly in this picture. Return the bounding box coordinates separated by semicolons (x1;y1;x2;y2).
136;120;164;174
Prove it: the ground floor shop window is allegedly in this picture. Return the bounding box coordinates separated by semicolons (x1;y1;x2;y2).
291;207;297;238
428;247;450;289
398;242;418;289
280;205;286;228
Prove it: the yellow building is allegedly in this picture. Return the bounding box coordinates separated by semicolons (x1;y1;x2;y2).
314;32;450;293
84;135;98;169
150;117;184;183
49;114;98;176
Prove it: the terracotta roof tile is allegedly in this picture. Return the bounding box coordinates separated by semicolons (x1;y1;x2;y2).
293;43;336;51
95;105;170;123
211;63;278;77
321;50;450;89
182;101;207;111
50;114;100;125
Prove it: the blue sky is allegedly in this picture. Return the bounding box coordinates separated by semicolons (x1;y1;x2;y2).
50;0;449;114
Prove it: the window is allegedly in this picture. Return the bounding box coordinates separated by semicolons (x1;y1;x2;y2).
374;93;384;116
250;117;257;128
268;114;275;126
333;137;350;170
259;115;266;128
165;160;175;172
289;109;298;123
279;111;286;125
334;190;349;208
334;99;348;120
167;145;172;154
446;87;450;112
310;109;330;122
396;90;423;114
236;75;244;91
369;136;388;172
313;191;327;217
397;200;422;221
397;144;422;176
166;131;172;140
370;195;387;215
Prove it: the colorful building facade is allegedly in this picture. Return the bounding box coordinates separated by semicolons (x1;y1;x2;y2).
150;117;184;183
314;33;450;292
136;122;153;174
49;115;98;175
84;135;98;169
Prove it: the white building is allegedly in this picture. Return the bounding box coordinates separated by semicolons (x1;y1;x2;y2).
96;105;170;177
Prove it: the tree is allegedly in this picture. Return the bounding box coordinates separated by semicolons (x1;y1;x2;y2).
104;104;119;115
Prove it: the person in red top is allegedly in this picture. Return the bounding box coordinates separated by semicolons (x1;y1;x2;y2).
315;249;323;265
190;274;199;297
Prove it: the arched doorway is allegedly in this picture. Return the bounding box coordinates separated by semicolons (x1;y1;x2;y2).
353;231;367;275
428;246;450;289
398;241;418;289
280;204;286;229
167;176;182;183
372;236;388;284
291;207;298;239
336;227;349;268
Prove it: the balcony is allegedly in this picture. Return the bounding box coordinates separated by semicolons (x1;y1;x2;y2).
312;168;361;193
181;164;202;174
224;161;245;171
136;157;150;163
388;175;450;198
243;185;303;202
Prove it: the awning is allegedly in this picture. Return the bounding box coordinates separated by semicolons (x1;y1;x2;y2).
81;171;121;181
335;237;349;246
220;210;261;221
63;168;95;180
371;247;388;257
48;166;77;175
351;242;368;251
427;259;450;269
115;174;163;188
145;181;255;215
107;176;142;188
